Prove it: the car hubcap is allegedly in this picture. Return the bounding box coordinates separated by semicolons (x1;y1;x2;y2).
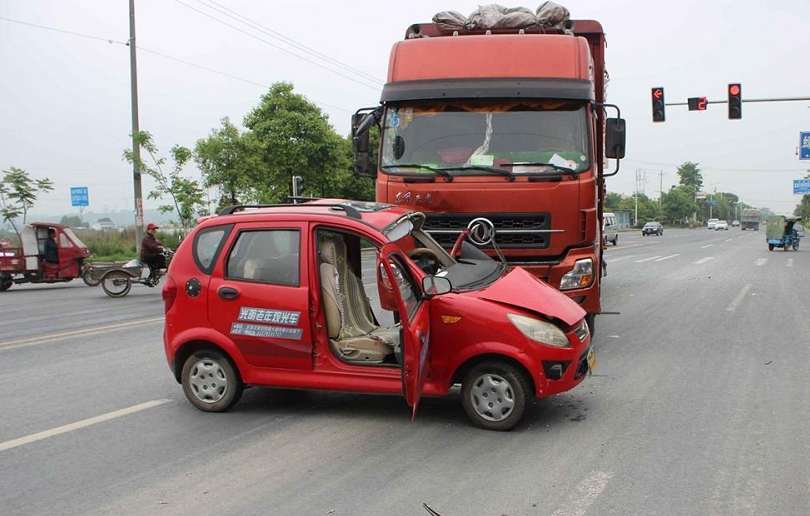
189;359;228;403
470;373;515;422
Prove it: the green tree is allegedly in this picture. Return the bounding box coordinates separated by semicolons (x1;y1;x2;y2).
676;162;703;192
59;215;83;228
243;82;349;203
123;131;206;232
604;192;623;211
0;166;54;240
619;193;658;226
194;117;261;209
662;186;694;224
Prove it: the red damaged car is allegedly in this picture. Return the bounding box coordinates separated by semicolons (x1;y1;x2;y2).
162;200;594;430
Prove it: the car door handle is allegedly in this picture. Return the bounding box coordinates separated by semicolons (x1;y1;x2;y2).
218;286;239;300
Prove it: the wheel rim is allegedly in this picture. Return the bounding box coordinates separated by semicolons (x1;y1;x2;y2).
470;373;515;422
103;273;129;295
188;358;228;404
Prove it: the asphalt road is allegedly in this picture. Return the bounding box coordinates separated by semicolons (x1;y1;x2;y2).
1;227;809;516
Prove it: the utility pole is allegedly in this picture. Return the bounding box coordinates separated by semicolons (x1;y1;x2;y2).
129;0;144;252
655;170;666;213
634;169;647;227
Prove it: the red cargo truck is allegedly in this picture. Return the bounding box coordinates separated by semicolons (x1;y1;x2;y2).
352;16;626;333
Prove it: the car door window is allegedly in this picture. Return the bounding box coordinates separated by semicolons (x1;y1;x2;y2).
226;230;300;286
386;255;421;321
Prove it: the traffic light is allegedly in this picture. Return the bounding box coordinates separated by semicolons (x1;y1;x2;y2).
687;97;708;111
651;87;665;122
292;175;304;197
728;83;742;119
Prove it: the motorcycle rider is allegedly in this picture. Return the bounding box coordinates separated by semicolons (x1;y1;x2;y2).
140;223;166;283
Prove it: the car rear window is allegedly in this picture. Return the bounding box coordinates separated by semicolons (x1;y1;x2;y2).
193;224;233;274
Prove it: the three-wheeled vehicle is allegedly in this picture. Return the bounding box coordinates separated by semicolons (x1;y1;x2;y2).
0;223;91;291
162;201;594;431
766;216;802;251
100;249;174;298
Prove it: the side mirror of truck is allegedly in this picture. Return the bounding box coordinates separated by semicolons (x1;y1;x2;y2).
605;118;626;159
351;111;378;178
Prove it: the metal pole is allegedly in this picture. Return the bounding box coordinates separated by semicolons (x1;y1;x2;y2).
129;0;144;253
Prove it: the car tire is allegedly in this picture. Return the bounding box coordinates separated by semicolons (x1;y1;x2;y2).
612;235;618;246
182;350;244;412
0;273;12;292
461;361;530;431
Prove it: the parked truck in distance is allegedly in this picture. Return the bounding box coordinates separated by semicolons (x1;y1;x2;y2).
351;6;626;333
741;208;761;231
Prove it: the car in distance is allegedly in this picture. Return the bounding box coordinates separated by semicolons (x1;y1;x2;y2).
603;212;619;246
642;222;663;236
731;220;740;227
707;218;719;229
715;220;729;231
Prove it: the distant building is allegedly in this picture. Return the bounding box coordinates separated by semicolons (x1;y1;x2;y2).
615;211;631;228
91;217;116;231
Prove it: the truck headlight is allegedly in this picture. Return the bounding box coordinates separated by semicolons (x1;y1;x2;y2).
507;313;570;348
560;258;594;291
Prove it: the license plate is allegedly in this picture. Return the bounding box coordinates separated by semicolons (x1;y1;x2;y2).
586;348;597;373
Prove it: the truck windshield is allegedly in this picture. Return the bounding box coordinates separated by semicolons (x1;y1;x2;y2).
381;100;590;176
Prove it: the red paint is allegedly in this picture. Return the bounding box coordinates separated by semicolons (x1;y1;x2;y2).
0;222;90;287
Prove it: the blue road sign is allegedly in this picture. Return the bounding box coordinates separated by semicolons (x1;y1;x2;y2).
707;199;719;206
70;187;89;207
801;132;810;161
794;179;810;195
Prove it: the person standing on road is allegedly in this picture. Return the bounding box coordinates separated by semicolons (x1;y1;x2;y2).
140;223;166;279
44;228;59;265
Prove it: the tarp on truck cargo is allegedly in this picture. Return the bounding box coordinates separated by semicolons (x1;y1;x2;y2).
766;216;786;240
432;3;570;32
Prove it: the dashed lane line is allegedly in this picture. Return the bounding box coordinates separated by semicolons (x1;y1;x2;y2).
701;244;714;249
551;470;614;516
726;283;752;312
635;255;662;263
655;254;681;262
0;317;164;352
693;256;715;265
0;399;171;453
787;259;794;268
755;258;767;267
606;255;637;262
725;238;733;242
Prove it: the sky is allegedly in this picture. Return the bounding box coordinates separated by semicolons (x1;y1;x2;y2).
1;0;808;219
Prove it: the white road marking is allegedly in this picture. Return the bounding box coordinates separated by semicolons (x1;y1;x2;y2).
738;235;744;239
726;283;752;312
701;244;714;249
655;254;681;262
725;238;733;242
0;399;171;453
551;470;613;516
606;255;637;262
755;258;767;267
635;255;662;263
787;259;794;268
693;257;715;265
0;317;163;352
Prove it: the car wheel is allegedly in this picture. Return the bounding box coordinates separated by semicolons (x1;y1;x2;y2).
182;350;244;412
0;273;12;292
101;270;132;298
613;235;618;246
461;361;530;431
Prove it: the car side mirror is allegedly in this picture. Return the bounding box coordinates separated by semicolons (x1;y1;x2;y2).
422;276;452;298
352;110;379;178
605;118;626;159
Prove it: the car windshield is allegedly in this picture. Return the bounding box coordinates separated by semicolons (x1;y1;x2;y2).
64;228;86;248
380;100;591;176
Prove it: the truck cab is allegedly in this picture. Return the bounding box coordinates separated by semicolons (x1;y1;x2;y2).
352;17;625;331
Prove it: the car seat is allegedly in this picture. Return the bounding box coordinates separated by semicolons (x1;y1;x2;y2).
319;236;399;364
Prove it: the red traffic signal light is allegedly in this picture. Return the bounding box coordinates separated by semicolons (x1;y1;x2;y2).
728;83;742;119
688;97;708;111
651;87;665;122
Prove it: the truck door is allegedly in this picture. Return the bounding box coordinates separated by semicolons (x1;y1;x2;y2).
379;245;430;419
208;222;313;370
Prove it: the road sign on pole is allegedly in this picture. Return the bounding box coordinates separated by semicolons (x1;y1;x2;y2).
794;179;810;194
70;187;89;207
800;132;810;161
707;199;719;206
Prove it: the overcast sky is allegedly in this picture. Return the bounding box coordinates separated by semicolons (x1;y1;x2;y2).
1;0;808;218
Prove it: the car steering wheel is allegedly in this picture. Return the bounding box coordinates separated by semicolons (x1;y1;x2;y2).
407;247;441;275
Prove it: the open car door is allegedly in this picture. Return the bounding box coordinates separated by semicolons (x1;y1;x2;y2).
379;244;431;419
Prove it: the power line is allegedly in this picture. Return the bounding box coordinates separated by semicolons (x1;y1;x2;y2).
0;16;353;114
625;158;806;173
195;0;382;85
170;0;381;91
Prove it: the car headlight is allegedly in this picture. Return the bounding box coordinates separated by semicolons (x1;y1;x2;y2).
560;258;594;291
507;313;570;348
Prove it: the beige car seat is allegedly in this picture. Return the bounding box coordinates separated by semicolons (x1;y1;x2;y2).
319;236;399;364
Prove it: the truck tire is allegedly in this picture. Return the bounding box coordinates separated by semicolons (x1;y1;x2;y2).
182;350;244;412
461;361;530;431
0;273;12;292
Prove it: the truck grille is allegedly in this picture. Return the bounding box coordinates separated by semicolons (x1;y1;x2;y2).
423;213;552;249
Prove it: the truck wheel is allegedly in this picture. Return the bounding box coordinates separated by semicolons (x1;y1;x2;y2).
0;274;12;292
101;270;132;298
82;268;101;287
182;350;243;412
461;361;530;431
